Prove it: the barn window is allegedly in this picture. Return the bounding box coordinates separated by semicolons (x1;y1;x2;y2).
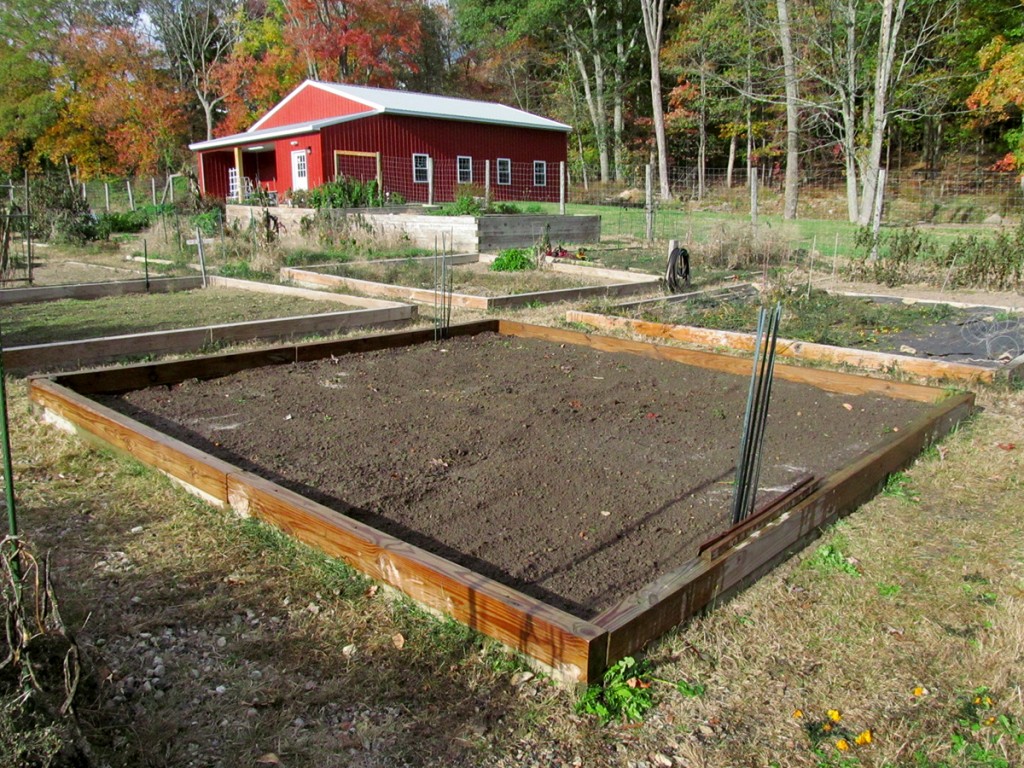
497;158;511;186
457;156;473;184
533;161;547;187
413;153;430;184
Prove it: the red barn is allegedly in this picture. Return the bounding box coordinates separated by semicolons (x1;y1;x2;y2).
189;80;571;204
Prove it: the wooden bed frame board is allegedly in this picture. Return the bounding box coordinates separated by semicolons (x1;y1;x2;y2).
28;320;973;684
280;261;660;310
4;274;418;373
567;310;1006;384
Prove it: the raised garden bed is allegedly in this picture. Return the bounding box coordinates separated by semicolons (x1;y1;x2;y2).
281;255;659;309
4;276;415;373
29;321;972;684
571;287;1024;384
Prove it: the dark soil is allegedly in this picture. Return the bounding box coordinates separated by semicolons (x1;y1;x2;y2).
100;332;932;618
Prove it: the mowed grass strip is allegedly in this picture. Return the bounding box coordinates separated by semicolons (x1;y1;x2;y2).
2;288;360;346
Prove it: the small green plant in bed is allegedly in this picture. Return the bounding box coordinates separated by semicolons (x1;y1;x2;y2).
490;248;535;272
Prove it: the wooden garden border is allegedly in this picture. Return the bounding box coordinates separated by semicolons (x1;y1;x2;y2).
3;276;416;373
566;310;1024;384
28;320;973;684
281;257;659;310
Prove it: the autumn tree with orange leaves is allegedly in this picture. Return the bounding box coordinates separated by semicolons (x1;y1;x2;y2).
35;25;189;178
282;0;425;87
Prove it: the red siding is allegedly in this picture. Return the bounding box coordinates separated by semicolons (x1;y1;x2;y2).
318;115;567;203
199;151;235;199
272;135;324;198
257;84;374;130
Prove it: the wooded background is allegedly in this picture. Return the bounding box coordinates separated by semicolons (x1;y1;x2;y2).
2;0;1023;224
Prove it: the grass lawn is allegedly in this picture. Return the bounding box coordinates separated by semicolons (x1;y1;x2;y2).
2;288;361;346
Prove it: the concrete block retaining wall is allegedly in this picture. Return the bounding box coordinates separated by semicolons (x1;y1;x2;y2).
226;205;601;253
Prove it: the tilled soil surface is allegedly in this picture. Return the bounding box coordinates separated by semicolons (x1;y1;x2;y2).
101;332;931;618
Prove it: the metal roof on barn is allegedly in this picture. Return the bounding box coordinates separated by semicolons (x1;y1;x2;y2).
189;80;570;152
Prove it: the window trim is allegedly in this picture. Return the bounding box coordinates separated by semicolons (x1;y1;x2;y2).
413;153;430;184
533;160;547;187
497;158;512;186
457;155;473;184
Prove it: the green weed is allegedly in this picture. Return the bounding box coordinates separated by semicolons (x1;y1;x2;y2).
576;657;705;725
808;542;860;577
883;472;920;503
490;248;535;272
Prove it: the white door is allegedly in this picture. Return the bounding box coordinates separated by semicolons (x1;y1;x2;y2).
291;150;309;191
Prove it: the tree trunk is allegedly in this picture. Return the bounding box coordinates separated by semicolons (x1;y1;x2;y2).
612;0;638;182
697;61;707;201
858;0;906;226
640;0;670;200
727;133;736;188
776;0;799;219
842;0;859;222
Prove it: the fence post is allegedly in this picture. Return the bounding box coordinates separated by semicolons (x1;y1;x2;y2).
559;161;566;215
645;163;654;242
126;179;135;211
750;167;759;229
104;182;110;212
484;160;491;207
427;157;434;206
151;177;157;206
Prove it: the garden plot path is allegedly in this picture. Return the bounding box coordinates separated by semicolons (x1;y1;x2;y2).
99;332;930;618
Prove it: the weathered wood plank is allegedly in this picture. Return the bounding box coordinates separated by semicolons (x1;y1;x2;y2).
49;320;500;395
29;378;234;507
0;276;204;306
227;471;607;683
500;320;947;402
698;473;818;561
205;275;415;310
282;267;658;310
5;306;414;374
593;391;974;662
567;310;998;385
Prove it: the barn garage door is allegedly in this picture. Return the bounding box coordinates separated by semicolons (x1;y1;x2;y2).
335;151;382;188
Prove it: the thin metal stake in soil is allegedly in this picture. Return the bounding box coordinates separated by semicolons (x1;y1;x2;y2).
0;318;20;586
731;303;782;525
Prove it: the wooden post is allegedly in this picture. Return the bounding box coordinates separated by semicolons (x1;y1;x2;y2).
427;157;434;206
645;163;654;242
23;170;32;285
195;227;208;288
126;179;135;211
169;176;175;204
483;159;491;207
104;182;110;212
559;161;566;216
750;167;759;229
81;182;87;202
151;177;157;206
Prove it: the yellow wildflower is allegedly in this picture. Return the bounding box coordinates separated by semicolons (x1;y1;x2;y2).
985;716;997;726
827;709;842;722
855;729;873;745
822;723;833;733
792;709;804;719
836;739;850;751
913;686;927;697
